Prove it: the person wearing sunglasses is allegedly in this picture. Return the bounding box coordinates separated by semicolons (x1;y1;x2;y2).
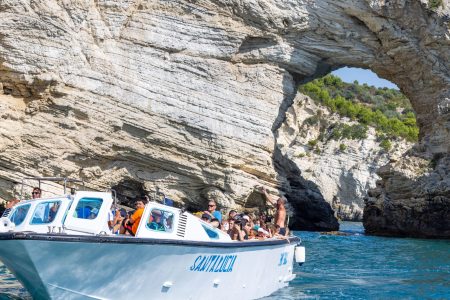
31;187;42;199
204;200;222;223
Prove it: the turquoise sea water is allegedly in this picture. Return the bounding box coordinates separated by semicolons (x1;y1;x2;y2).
264;222;450;299
1;222;449;299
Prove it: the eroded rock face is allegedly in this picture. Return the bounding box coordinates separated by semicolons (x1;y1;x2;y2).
0;0;449;235
364;154;450;238
277;95;412;222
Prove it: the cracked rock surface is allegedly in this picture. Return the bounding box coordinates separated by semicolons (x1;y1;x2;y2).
0;0;448;235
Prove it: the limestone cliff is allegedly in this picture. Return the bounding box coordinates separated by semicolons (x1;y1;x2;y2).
0;0;449;235
277;95;412;222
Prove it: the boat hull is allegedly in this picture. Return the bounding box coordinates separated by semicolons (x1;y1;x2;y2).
0;233;299;300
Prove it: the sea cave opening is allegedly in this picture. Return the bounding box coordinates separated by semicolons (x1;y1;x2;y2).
288;67;416;223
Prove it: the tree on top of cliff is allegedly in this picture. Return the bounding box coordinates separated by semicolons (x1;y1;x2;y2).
299;75;419;143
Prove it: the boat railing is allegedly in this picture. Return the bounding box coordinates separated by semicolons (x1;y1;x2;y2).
20;177;85;200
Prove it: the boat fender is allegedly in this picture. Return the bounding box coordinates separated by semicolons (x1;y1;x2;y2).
0;217;15;233
295;246;305;265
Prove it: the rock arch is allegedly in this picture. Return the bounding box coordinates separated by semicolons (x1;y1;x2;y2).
0;1;448;237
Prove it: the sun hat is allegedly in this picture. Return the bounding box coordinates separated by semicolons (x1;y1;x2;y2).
258;228;269;236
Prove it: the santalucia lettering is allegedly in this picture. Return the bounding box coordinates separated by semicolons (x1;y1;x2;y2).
189;255;237;272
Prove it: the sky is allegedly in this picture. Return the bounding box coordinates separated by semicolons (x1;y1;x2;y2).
332;67;399;90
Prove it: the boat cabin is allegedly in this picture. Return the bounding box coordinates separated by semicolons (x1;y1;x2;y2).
1;177;231;242
5;196;72;233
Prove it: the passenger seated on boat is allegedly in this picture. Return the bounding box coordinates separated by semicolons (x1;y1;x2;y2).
76;206;92;219
248;227;257;240
163;197;174;207
164;214;173;231
119;210;134;235
228;209;237;220
201;213;211;223
257;227;270;239
127;197;147;236
259;213;268;224
13;206;28;225
88;207;99;219
221;220;229;233
210;218;220;229
48;203;59;222
226;218;234;235
117;209;127;233
204;200;222;222
109;208;125;234
147;209;165;231
146;209;175;232
31;187;42;199
274;225;282;237
107;206;114;229
230;217;245;241
1;199;20;217
120;218;132;235
266;223;277;237
243;220;253;240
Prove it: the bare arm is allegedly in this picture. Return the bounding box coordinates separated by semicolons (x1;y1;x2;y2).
260;187;276;206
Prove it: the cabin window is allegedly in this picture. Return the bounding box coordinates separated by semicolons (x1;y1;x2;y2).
30;201;62;224
9;204;31;226
201;224;219;239
74;198;103;220
146;209;174;232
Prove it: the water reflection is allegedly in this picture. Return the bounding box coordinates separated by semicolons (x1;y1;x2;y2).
0;264;30;299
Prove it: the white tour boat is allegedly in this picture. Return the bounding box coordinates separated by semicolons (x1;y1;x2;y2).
0;177;305;300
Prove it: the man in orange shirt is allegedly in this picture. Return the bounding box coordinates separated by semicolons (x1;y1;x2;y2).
128;197;148;236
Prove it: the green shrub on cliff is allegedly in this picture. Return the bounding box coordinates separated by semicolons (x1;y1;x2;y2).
299;74;418;143
329;123;368;141
303;115;320;126
308;139;318;147
380;138;392;151
429;0;443;10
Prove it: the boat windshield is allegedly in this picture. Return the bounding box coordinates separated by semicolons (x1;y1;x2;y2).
74;197;103;220
9;204;31;226
30;200;62;224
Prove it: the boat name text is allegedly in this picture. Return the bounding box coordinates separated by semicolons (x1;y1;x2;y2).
189;255;237;272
